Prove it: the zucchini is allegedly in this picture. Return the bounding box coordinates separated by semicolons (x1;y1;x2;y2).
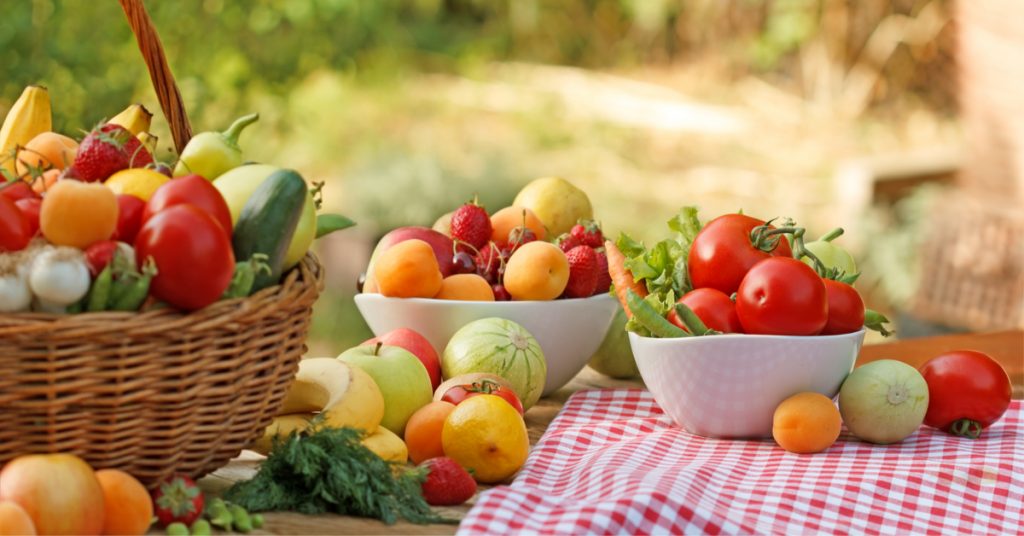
232;169;308;291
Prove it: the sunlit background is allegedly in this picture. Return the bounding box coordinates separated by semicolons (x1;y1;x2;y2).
3;0;1021;353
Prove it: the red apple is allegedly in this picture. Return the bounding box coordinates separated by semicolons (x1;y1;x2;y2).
363;227;454;293
362;328;442;390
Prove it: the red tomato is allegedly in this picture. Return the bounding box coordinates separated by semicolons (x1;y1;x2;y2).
667;287;743;333
0;180;39;202
143;174;232;237
688;214;793;295
83;240;132;277
820;280;865;335
0;195;31;252
920;350;1012;438
112;194;146;244
14;198;41;238
135;204;235;311
0;454;105;535
440;379;524;416
736;257;827;335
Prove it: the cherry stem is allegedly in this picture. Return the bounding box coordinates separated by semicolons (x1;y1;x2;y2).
950;418;983;439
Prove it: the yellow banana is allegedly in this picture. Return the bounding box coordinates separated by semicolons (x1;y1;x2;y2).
252;416;409;464
361;426;409;463
250;414;311;455
0;86;51;178
280;358;385;433
108;103;152;136
138;131;158;154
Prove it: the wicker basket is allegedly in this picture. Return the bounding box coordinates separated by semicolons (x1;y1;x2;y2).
0;0;323;486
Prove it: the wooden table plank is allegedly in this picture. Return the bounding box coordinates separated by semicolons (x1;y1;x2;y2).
199;330;1023;535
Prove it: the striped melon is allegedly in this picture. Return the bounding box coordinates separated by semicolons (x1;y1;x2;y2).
441;318;547;410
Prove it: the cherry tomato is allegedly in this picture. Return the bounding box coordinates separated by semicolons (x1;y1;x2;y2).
142;174;232;237
135;204;235;311
820;280;865;335
14;197;41;238
688;214;793;295
667;287;743;333
0;195;31;252
440;379;524;416
736;257;827;335
920;350;1012;438
0;180;39;203
112;194;146;244
84;240;120;277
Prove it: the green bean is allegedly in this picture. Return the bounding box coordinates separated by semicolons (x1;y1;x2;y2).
626;290;689;338
86;265;113;312
673;302;715;336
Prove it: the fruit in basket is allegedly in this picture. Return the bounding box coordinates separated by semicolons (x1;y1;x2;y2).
563;245;599;298
14;132;77;176
838;360;929;444
688;213;793;295
339;342;434;435
404;401;456;464
667;288;742;334
73;124;153;182
39;179;118;249
490;206;546;246
95;469;152;536
503;241;569;301
213;164;317;270
152;474;204;528
588;307;640;379
0;196;31;252
513;177;592;237
232;169;308;291
436;273;495;301
820;280;865;335
772;392;842;454
30;169;60;195
361;328;442;390
135;204;235;311
919;350;1011;438
0;501;36;535
442;394;529;484
373;239;444;298
0;85;51;178
442;318;546;410
361;426;409;463
450;199;492;252
280;358;386;433
736;257;827;336
104;168;169;201
419;457;477;506
108;103;153;136
0;453;104;535
362;227;455;293
174;112;259;180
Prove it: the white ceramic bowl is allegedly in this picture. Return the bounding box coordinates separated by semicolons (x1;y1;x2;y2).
354;293;619;396
629;329;864;438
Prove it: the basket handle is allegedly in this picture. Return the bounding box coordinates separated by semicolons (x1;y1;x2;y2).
118;0;192;154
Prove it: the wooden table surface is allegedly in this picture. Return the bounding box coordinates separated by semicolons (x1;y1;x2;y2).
198;330;1024;535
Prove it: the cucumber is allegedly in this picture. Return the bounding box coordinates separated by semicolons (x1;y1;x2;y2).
232;169;308;291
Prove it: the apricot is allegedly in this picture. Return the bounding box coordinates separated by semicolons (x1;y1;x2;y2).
374;239;444;298
404;401;456;464
503;241;569;301
40;180;118;249
95;469;152;536
30;169;61;195
772;392;842;454
490;206;546;245
15;132;77;176
435;274;495;301
0;501;36;535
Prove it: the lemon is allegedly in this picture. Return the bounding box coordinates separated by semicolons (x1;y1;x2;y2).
513;177;593;237
104;168;169;201
442;394;529;483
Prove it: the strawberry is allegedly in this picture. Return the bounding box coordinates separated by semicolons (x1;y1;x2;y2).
570;220;604;248
556;233;584;253
420;457;477;506
73;123;154;182
563;245;598;298
151;474;204;528
594;249;611;295
450;200;492;252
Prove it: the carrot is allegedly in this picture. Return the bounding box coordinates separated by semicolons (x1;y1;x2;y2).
605;240;647;318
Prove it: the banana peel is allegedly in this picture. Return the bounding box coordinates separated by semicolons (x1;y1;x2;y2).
108;103;152;136
252;415;409;464
280;358;385;433
0;86;51;178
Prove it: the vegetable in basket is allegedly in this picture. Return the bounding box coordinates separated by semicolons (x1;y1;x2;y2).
173;113;259;181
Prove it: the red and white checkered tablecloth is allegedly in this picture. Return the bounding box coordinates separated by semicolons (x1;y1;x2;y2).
458;389;1024;535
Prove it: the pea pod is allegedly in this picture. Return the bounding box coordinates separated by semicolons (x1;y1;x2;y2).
110;258;157;311
174;113;259;180
165;522;189;536
251;514;264;529
190;520;211;536
626;290;689;338
673;302;715;336
86;264;113;312
222;254;272;299
205;499;233;530
229;504;253;533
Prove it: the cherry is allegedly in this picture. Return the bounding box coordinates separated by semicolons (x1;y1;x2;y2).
492;284;512;301
452;251;476;274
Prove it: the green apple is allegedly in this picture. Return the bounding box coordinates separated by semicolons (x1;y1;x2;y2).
338;342;433;436
588;307;642;380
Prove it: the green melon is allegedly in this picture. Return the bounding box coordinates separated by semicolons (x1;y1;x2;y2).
442;318;547;410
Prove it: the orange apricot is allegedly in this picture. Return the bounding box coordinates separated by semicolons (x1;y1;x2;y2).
0;501;36;536
435;274;495;301
40;180;118;249
503;241;569;301
772;392;842;454
29;169;61;195
404;401;456;464
373;239;444;298
15;132;77;176
490;206;546;245
95;470;152;536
